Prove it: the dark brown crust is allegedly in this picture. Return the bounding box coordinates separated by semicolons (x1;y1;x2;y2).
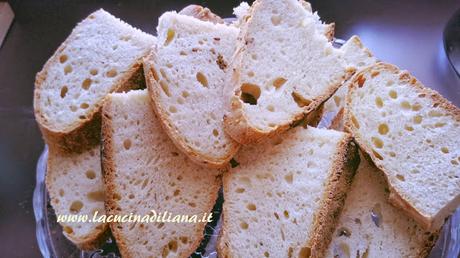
344;62;460;231
101;94;222;258
45;146;110;251
143;52;240;168
328;108;344;131
306;134;360;257
35;59;146;154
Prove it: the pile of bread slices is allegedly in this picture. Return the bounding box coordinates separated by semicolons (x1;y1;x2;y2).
33;1;460;257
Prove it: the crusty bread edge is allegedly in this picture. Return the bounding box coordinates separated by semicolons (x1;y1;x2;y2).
101;93;223;257
306;132;359;257
45;146;110;251
344;62;460;231
143;52;240;168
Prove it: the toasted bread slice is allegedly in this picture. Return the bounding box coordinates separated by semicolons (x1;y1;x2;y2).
218;126;359;257
223;0;358;145
46;145;108;250
144;11;240;168
326;152;437;258
345;62;460;231
101;90;221;258
34;9;155;153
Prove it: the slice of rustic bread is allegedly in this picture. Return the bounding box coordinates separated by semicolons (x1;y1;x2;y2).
46;145;108;250
345;62;460;231
144;11;240;168
34;9;155;153
101;90;222;258
223;0;358;145
323;36;377;129
326;152;437;258
218;126;359;258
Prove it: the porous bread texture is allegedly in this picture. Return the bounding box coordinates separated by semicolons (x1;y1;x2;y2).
345;62;460;231
46;145;108;250
323;36;377;128
326;152;437;258
144;12;240;168
34;9;156;153
101;90;222;258
223;0;355;145
218;126;359;258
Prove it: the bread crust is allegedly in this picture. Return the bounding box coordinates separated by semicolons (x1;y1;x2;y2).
143;52;240;168
101;94;222;258
306;133;360;257
45;146;110;251
35;57;146;154
344;62;460;231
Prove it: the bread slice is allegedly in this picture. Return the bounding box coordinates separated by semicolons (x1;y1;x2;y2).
323;36;377;129
344;62;460;231
34;9;156;153
46;145;108;250
101;90;222;257
326;152;437;258
218;126;359;258
144;12;240;168
223;0;358;145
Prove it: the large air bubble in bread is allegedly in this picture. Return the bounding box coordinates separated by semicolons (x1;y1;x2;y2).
345;62;460;231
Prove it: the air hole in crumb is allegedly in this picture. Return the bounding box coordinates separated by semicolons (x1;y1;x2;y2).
405;125;414;131
60;86;68;98
86;170;96;179
428;110;443;117
173;189;180;196
247;203;257;211
169;106;177;113
70;105;78;112
63;226;73;234
87;191;105;202
378;123;389;135
372;149;384;160
267;105;275;112
80;103;89;109
357;75;366;87
375;97;383;108
79;115;86;120
64;65;72;75
182;91;190;98
389;90;398;99
82;78;92;90
235;188;245;193
106;69;117;78
371;71;380;78
435;122;446;128
240;221;249;230
283;210;289;218
59;189;64;196
272;77;287;89
372;137;384;148
212;129;219;137
401;101;411;109
247;71;255;77
90;68;98;75
264;251;270;257
69;201;83;213
412;103;422;111
160;80;171;97
441;147;449;154
271;15;281;25
413;115;423;124
291;92;311;107
164;28;175;46
196;72;208;87
396;174;405;181
59;55;68;63
240;83;261;105
123;139;132;150
284;173;293;184
351;114;360;128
